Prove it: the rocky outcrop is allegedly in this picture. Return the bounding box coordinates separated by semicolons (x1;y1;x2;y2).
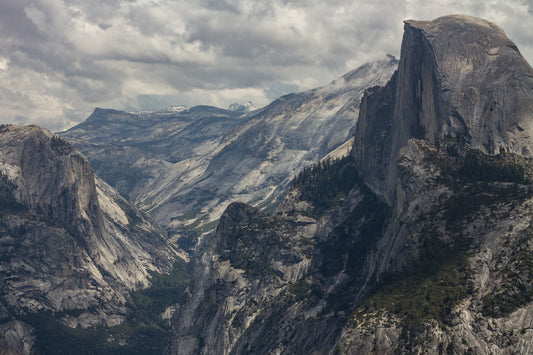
354;15;533;205
0;320;35;355
169;200;344;355
345;16;533;352
169;154;389;354
336;139;533;354
0;125;183;352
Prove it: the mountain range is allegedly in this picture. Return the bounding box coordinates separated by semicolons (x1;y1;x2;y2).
60;56;397;253
0;45;398;353
1;13;533;355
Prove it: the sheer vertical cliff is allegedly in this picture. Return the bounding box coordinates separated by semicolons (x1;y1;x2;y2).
354;15;533;205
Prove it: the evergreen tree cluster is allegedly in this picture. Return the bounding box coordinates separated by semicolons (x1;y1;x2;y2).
0;173;24;212
440;144;529;184
292;155;360;213
455;150;527;183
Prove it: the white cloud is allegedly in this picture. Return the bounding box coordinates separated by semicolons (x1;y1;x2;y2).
0;58;9;70
0;0;531;131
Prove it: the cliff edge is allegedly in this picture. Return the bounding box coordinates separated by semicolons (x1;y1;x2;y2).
354;14;533;205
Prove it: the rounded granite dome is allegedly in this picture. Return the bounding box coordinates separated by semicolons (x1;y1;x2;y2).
401;14;533;155
354;14;533;203
405;14;521;67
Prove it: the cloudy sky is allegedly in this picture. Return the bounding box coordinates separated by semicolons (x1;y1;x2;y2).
0;0;532;131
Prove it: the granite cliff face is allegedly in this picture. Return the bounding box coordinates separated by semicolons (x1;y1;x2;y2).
170;15;533;354
60;57;397;250
0;125;183;352
170;202;318;354
354;15;533;204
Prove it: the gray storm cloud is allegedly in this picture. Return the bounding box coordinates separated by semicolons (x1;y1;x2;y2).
0;0;532;131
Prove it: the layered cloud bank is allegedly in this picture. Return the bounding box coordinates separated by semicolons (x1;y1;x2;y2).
0;0;532;130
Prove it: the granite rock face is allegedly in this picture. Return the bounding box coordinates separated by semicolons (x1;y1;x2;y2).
171;142;533;354
170;202;316;354
0;125;182;352
354;15;533;204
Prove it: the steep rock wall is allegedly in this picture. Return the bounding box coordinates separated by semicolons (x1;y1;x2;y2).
0;125;181;318
354;15;533;204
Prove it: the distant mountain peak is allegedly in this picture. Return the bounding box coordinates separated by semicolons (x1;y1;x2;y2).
228;101;255;112
166;105;188;112
127;105;189;115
